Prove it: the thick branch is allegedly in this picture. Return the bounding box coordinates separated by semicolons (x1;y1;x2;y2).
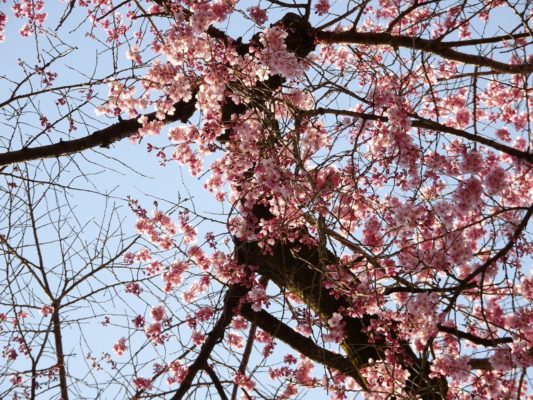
0;94;196;168
231;277;268;400
204;365;229;400
410;116;533;163
468;358;492;370
437;324;513;346
170;285;248;400
443;32;530;47
51;308;69;400
240;305;367;387
314;30;533;74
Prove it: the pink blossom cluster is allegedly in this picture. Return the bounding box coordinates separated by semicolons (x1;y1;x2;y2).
162;260;188;293
452;177;483;213
11;0;47;37
144;305;166;345
182;275;210;304
112;337;127;356
233;371;255;392
255;330;275;357
94;81;148;119
361;359;409;400
190;330;205;346
167;360;188;385
38;305;54;317
254;27;303;79
177;211;197;244
247;6;267;25
323;312;346;343
314;0;330;16
169;126;203;175
245;286;269;312
132;376;152;391
9;374;23;386
0;12;6;42
405;293;440;351
125;282;142;296
135;210;177;250
268;356;316;397
226;332;244;349
293;357;316;386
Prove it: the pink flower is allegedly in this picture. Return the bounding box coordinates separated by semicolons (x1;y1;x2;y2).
162;260;188;293
257;27;303;79
496;128;511;142
191;330;205;345
126;46;141;64
5;348;17;360
490;348;513;371
231;316;248;330
11;0;47;38
112;337;127;356
150;305;165;322
324;312;346;343
363;217;384;249
132;315;145;329
145;322;163;345
431;356;471;381
39;305;54;317
0;12;7;43
314;0;330;15
461;150;483;174
453;177;483;213
246;286;268;311
132;376;152;390
178;211;197;244
284;354;297;364
169;360;189;384
125;282;142;296
294;357;316;386
247;6;267;25
226;332;244;349
484;166;506;194
454;108;471;128
233;372;255;392
9;374;23;386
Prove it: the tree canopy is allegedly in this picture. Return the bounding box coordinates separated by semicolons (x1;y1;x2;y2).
0;1;532;399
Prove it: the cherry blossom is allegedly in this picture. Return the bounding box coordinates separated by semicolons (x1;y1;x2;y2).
132;376;152;391
112;338;127;357
38;305;54;318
